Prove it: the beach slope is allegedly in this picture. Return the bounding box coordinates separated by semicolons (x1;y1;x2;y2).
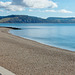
0;27;75;75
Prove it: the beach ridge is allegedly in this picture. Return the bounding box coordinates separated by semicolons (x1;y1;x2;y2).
0;27;75;75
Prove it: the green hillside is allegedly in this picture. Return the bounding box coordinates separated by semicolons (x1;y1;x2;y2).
0;15;75;23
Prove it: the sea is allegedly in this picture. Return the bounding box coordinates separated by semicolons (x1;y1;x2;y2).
0;23;75;51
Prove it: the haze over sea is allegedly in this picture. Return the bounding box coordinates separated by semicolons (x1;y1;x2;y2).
0;23;75;51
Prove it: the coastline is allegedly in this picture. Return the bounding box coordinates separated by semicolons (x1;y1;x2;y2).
0;27;75;75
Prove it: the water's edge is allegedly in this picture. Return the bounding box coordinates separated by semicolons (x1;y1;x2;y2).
9;30;74;52
0;23;75;51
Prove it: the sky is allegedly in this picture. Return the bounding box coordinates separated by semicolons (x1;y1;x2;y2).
0;0;75;18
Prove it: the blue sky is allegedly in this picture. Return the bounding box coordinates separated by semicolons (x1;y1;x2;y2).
0;0;75;18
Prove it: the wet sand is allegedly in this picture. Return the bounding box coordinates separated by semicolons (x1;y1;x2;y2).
0;27;75;75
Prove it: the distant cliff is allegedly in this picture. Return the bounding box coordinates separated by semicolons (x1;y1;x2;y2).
0;15;75;23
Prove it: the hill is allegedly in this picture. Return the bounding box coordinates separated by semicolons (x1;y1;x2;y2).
47;17;75;23
0;15;75;23
0;15;47;23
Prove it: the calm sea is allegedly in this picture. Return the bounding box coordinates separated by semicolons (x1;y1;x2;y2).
0;23;75;51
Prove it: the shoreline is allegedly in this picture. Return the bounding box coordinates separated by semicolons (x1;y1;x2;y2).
10;32;74;52
8;27;74;52
0;27;75;75
9;27;74;52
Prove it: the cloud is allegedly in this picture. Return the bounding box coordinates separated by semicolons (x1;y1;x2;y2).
0;0;58;11
6;5;25;11
12;0;58;8
29;9;33;12
41;9;73;13
0;1;25;11
58;9;73;13
0;10;4;12
44;10;56;12
0;1;11;8
0;0;72;14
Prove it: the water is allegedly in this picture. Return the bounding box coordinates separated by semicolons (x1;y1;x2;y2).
0;23;75;51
